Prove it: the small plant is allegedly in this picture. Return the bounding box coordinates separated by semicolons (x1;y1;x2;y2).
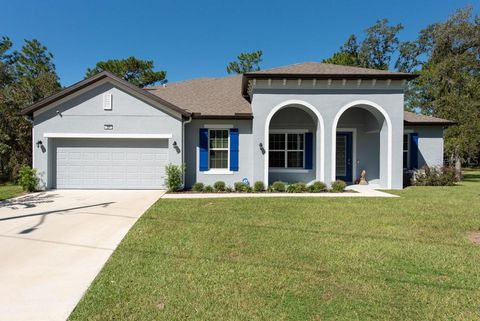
213;181;226;192
331;180;346;193
204;185;214;193
287;182;307;193
18;165;38;192
192;182;204;192
309;181;327;193
413;166;459;186
225;186;234;193
271;181;286;192
164;164;183;192
253;181;265;192
245;185;254;193
234;181;248;192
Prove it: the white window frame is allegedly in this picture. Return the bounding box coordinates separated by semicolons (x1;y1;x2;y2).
403;133;410;170
205;128;232;174
268;130;307;170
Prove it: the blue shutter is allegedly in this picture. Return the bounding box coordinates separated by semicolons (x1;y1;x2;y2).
199;128;209;171
230;128;239;171
305;132;313;170
409;133;419;169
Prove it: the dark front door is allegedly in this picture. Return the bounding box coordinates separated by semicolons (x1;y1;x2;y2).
336;132;353;182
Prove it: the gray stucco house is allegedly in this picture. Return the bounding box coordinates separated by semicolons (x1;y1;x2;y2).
22;62;453;190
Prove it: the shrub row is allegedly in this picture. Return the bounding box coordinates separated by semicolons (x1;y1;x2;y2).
412;165;459;186
189;180;346;193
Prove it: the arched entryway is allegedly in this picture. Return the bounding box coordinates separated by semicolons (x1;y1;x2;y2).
332;100;392;189
264;100;324;186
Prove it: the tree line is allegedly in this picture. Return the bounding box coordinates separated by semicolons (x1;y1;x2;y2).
0;6;478;181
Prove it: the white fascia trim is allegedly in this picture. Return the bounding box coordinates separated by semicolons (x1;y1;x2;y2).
269;129;309;133
264;100;325;186
203;124;234;129
43;133;173;139
331;100;392;189
203;169;234;175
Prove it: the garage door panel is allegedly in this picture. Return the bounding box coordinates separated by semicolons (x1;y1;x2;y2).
55;139;168;189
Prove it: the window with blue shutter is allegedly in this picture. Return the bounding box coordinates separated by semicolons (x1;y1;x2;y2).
409;133;419;169
230;128;239;171
199;128;209;171
305;132;313;169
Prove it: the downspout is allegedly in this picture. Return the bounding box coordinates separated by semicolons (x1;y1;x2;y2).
182;114;193;188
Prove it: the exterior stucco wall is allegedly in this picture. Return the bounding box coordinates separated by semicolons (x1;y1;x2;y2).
32;81;183;189
250;89;405;189
184;119;253;188
405;125;445;168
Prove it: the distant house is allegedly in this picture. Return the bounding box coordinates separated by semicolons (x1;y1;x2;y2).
23;62;453;190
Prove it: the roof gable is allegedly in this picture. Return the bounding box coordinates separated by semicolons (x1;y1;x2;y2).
22;71;190;117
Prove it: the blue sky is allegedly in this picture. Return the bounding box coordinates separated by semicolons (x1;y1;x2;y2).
2;0;478;86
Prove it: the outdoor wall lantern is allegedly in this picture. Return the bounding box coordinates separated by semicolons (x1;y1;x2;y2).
259;142;265;154
36;140;43;148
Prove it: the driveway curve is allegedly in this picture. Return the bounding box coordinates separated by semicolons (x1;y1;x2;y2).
0;189;164;321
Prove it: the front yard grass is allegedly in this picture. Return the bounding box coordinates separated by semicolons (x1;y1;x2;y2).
70;171;480;321
0;183;23;201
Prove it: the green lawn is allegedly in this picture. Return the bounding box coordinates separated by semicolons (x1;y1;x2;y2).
70;171;480;321
0;183;23;201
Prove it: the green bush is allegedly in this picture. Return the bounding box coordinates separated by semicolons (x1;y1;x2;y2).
413;166;458;186
192;182;204;192
271;181;286;192
18;165;38;192
253;181;265;192
331;180;346;193
287;182;308;193
213;181;226;192
308;181;327;193
234;181;248;192
164;164;183;192
225;186;234;193
204;185;214;193
245;185;254;193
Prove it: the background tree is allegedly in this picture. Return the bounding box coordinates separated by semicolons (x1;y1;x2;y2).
0;38;60;179
226;50;263;74
396;7;480;170
86;56;167;88
322;19;403;70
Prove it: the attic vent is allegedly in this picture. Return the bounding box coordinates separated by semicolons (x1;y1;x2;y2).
103;93;112;110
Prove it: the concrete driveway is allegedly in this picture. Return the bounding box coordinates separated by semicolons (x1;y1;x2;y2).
0;189;164;321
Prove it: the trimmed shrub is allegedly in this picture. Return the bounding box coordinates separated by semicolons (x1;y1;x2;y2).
164;164;183;192
225;186;234;193
309;181;327;193
18;165;38;192
245;185;254;193
192;182;204;192
253;181;265;192
271;181;286;192
287;182;308;193
213;181;226;192
234;181;248;192
413;165;458;186
204;185;214;193
331;180;346;193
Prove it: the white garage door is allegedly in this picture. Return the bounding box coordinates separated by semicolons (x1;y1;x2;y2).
55;139;169;189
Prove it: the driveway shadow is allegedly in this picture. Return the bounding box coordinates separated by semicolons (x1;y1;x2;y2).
0;202;115;234
0;192;59;210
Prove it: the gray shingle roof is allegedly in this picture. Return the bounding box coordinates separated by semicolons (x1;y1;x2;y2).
147;75;251;117
148;76;452;125
404;111;454;125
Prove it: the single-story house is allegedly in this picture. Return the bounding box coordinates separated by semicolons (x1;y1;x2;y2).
22;62;453;190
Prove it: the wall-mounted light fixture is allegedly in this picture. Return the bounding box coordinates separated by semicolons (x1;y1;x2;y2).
36;140;43;148
56;110;62;117
172;141;178;148
259;142;265;154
